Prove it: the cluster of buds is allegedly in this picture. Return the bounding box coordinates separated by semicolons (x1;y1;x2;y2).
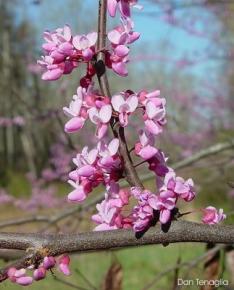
7;255;70;286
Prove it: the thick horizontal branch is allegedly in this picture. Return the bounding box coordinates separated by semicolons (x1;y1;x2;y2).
0;221;233;255
0;221;233;281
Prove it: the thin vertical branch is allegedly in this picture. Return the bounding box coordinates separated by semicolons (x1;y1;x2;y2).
96;0;143;188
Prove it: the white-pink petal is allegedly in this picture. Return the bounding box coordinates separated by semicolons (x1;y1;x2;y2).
111;94;125;112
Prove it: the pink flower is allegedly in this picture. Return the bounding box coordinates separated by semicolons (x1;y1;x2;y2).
202;207;226;225
148;194;176;224
143;95;166;135
163;170;196;202
88;104;112;139
58;255;71;276
7;268;33;286
43;256;56;270
135;130;157;160
107;19;140;76
107;0;140;18
42;25;73;58
63;86;88;133
33;267;46;281
15;276;33;286
97;139;121;170
38;56;64;81
131;188;154;232
107;45;129;76
108;18;140;46
92;182;130;230
73;32;97;61
38;25;80;81
111;92;138;126
67;146;101;202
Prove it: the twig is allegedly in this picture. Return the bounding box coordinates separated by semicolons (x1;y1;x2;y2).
75;268;98;290
142;244;227;290
96;0;143;189
53;276;91;290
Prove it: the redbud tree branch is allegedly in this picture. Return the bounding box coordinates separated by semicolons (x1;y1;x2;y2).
0;221;234;281
96;0;143;188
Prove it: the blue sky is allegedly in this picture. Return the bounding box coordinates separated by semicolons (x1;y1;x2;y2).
16;0;223;80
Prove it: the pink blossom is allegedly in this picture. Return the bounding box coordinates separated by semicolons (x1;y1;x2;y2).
142;93;167;135
107;0;140;18
135;130;157;160
107;45;129;76
68;146;101;202
111;92;138;126
107;19;140;76
88;104;112;139
73;32;97;61
108;18;140;46
63;86;88;133
7;268;33;286
92;182;130;230
97;139;121;171
131;188;154;232
148;194;176;224
43;256;56;270
202;207;226;225
162;170;196;202
42;25;73;59
58;255;71;276
33;267;46;281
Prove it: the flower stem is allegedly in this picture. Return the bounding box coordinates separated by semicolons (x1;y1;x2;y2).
96;0;143;189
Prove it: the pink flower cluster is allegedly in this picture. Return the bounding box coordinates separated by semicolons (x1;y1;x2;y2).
37;25;97;81
35;0;228;285
68;139;123;203
38;1;141;82
62;73;226;231
7;255;70;286
91;167;196;232
202;207;226;225
0;116;25;127
106;18;140;76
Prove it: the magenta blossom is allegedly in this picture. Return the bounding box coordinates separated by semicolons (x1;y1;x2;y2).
148;194;176;224
88;104;112;139
162;170;196;202
202;207;226;225
73;32;97;61
38;25;78;81
135;130;157;160
111;91;138;126
43;256;56;270
107;45;129;76
97;139;121;170
58;255;71;276
68;146;99;202
33;267;46;281
7;268;33;286
131;188;154;232
107;0;140;18
142;93;167;135
92;182;131;230
42;25;73;62
63;86;88;133
108;18;140;46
